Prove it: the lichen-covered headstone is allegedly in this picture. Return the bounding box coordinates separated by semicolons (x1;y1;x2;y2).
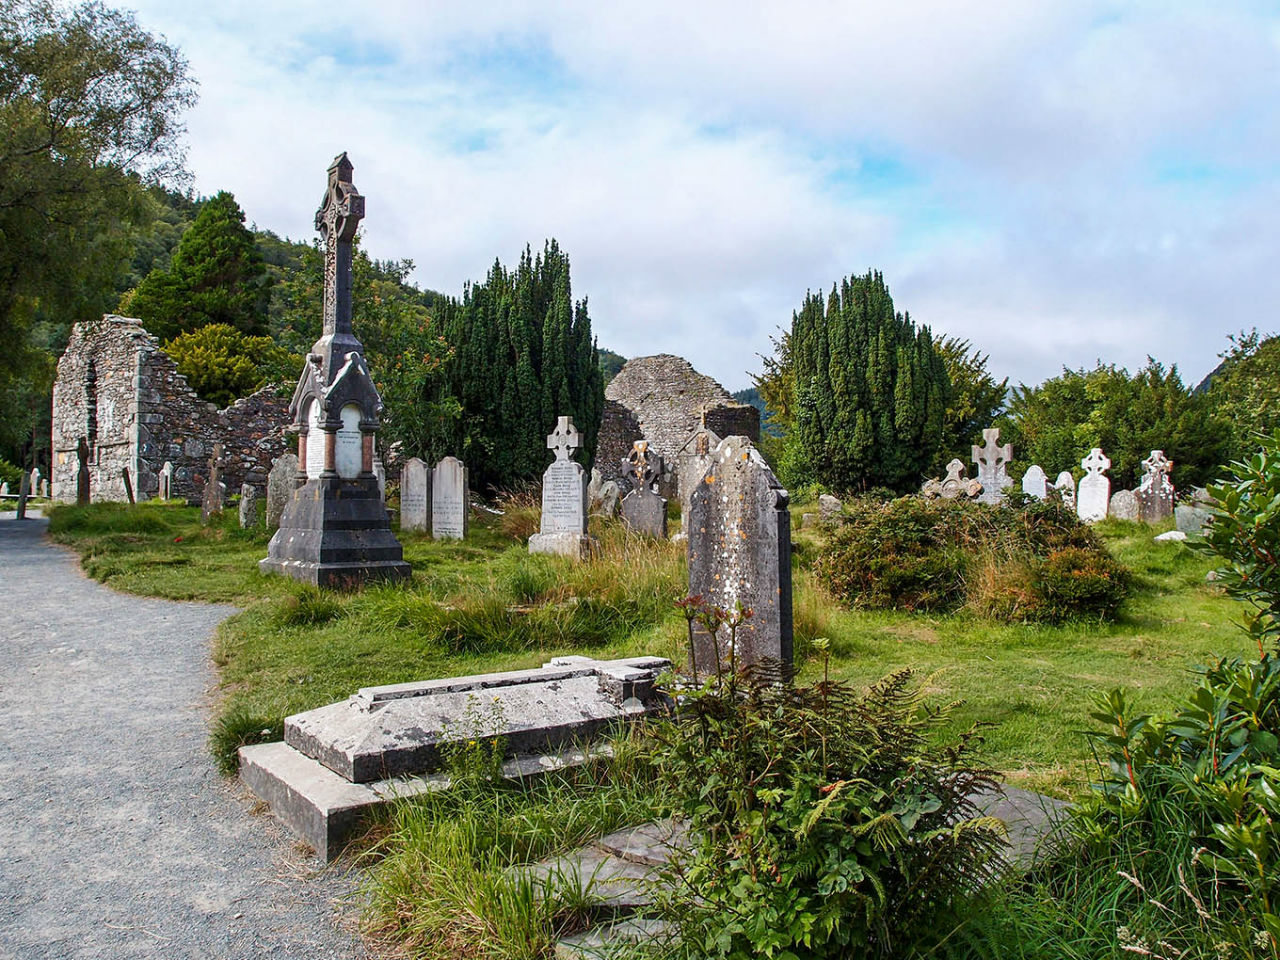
158;461;173;501
972;428;1014;505
818;494;843;524
939;458;982;500
687;436;793;676
265;453;297;528
1135;449;1174;524
620;441;667;538
677;428;721;533
400;457;430;532
201;442;225;523
1021;465;1048;500
431;456;468;540
1176;503;1212;537
529;416;595;559
1054;471;1076;510
1109;489;1138;521
1077;448;1111;524
239;483;259;528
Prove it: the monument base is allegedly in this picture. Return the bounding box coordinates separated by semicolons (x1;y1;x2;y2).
528;532;597;560
260;475;410;588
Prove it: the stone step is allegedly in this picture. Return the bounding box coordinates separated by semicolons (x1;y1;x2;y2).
555;918;675;959
524;847;657;911
593;818;688;866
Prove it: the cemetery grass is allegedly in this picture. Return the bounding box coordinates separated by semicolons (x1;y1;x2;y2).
47;503;1253;795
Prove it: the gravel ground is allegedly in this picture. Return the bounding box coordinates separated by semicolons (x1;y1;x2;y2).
0;516;368;960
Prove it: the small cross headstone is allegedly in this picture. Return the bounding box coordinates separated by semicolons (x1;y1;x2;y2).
239;483;259;528
399;457;430;532
431;456;469;540
620;441;667;538
1021;465;1048;500
1077;448;1111;523
687;436;793;676
265;454;297;528
972;428;1014;505
76;437;91;505
940;459;982;500
201;442;226;523
1135;449;1175;524
158;461;173;501
1054;471;1076;510
529;416;594;559
1109;489;1139;521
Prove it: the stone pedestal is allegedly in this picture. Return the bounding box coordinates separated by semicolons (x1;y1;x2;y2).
529;532;596;559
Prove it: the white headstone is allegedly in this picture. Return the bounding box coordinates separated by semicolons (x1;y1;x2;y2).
40;479;49;499
972;428;1014;505
1054;471;1076;510
305;400;326;479
1021;465;1048;500
30;468;41;496
1077;448;1111;524
335;403;363;479
1;482;8;497
431;456;468;540
158;461;173;500
400;457;430;532
529;416;594;558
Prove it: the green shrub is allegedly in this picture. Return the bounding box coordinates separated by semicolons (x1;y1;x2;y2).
273;585;344;626
814;496;1128;622
0;458;21;488
653;628;1004;958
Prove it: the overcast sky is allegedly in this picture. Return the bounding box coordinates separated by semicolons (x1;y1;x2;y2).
116;0;1280;392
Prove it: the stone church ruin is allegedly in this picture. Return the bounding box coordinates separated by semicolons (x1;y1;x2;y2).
51;315;289;503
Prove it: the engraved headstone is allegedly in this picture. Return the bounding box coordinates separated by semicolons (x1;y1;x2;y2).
76;437;91;505
529;416;595;559
687;436;793;676
972;428;1014;505
431;456;469;540
265;453;297;528
399;457;430;532
239;483;259;528
158;461;173;501
1135;449;1175;524
1109;489;1139;521
304;399;326;480
1077;448;1111;524
201;442;225;523
1054;471;1076;510
335;403;363;479
1021;465;1048;500
620;441;667;538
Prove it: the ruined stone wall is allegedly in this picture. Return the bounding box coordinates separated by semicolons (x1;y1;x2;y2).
602;354;759;497
52;315;290;503
595;399;642;484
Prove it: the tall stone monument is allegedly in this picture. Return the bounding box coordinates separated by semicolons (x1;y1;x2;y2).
400;457;430;533
529;416;595;559
620;441;667;538
431;456;469;540
1135;449;1174;524
201;443;225;523
261;154;410;587
687;436;793;676
972;428;1014;505
1077;448;1111;524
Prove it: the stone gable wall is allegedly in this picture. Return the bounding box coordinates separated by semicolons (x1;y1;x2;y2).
52;315;290;503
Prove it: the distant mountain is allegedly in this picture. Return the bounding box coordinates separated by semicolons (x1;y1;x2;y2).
599;348;626;384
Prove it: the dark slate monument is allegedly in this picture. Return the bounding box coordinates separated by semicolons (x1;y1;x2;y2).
687;436;793;675
619;440;667;538
260;153;410;588
76;437;91;505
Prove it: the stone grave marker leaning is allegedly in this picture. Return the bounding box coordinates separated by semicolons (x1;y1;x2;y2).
687;436;793;677
529;416;595;559
431;456;469;540
1077;448;1111;523
620;441;667;538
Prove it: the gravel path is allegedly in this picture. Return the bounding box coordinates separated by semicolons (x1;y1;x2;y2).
0;516;368;960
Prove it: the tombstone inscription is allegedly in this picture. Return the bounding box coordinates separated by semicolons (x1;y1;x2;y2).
431;456;468;540
529;416;595;559
400;457;430;532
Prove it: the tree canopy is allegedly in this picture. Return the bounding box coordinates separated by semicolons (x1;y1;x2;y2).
1203;330;1280;461
933;336;1007;472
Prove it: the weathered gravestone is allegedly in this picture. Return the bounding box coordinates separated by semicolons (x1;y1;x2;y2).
1109;489;1139;521
939;458;983;500
687;436;793;676
201;442;226;523
676;428;721;533
588;468;623;518
529;416;595;559
399;457;430;532
431;456;469;540
1176;488;1213;537
1077;448;1111;524
76;437;91;505
260;153;409;587
972;428;1014;505
1135;449;1174;524
1054;471;1076;510
30;468;41;498
265;453;297;528
158;461;173;501
818;493;843;524
239;483;259;528
1021;465;1048;500
620;441;667;538
40;480;49;499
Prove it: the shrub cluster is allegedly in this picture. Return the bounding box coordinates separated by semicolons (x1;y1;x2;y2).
814;496;1129;622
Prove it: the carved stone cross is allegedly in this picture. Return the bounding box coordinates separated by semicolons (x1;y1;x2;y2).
1141;449;1172;480
625;440;662;491
1081;447;1111;476
943;459;966;484
316;152;365;339
547;416;581;461
972;428;1013;504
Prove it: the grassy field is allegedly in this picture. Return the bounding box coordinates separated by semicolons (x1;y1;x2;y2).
46;499;1252;794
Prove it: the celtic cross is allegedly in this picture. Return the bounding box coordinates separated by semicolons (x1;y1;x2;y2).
972;428;1012;475
1082;448;1111;476
547;416;581;461
625;440;662;490
1141;450;1172;478
316;152;365;339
